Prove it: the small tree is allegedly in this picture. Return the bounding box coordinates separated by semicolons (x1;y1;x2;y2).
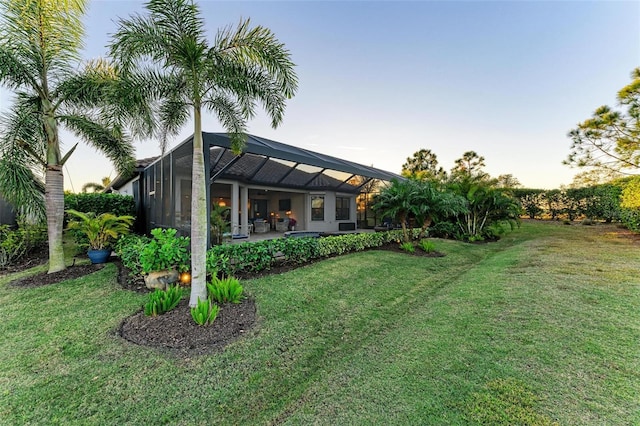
373;179;466;242
372;179;416;243
448;177;520;241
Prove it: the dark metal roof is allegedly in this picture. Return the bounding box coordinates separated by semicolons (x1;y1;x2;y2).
208;147;362;192
205;133;401;181
107;156;159;191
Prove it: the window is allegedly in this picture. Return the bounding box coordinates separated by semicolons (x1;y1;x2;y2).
336;196;350;220
311;196;324;221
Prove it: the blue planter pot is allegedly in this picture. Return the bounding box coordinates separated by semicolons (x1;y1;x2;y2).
87;249;111;264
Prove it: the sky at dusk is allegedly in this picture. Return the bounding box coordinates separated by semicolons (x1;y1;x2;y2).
2;0;639;191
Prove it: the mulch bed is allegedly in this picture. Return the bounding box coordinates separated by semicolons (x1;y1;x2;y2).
0;245;49;276
119;298;256;356
7;263;106;288
3;241;440;355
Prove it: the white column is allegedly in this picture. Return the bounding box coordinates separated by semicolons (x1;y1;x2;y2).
231;182;239;235
240;186;249;235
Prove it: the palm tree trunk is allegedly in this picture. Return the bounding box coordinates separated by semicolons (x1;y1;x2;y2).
43;104;66;274
399;212;409;243
189;106;208;307
45;166;66;273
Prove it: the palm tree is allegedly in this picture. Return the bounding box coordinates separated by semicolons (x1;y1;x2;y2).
110;0;298;307
82;176;112;193
0;0;152;273
373;179;467;242
448;177;520;240
372;179;417;243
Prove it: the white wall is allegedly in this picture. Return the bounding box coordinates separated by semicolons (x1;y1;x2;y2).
117;179;135;196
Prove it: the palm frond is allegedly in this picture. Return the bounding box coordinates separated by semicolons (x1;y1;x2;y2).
146;0;206;55
110;0;206;73
0;0;86;89
58;114;135;176
0;94;47;167
157;92;190;154
203;94;247;153
207;61;287;127
58;60;161;141
0;46;40;92
213;19;298;99
0;152;45;222
110;13;169;71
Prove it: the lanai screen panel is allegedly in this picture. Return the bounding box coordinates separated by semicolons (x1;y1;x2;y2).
205;133;401;193
172;141;193;236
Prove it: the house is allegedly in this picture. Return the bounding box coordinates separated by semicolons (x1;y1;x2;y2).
108;133;401;245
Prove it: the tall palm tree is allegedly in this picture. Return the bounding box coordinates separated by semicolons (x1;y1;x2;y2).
0;0;153;273
110;0;298;307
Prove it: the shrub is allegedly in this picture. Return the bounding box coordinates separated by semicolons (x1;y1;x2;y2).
400;241;415;253
620;208;640;232
207;276;244;304
207;252;232;278
204;230;418;276
191;297;219;326
65;195;136;252
64;193;136;218
114;234;151;276
269;237;319;265
0;221;47;270
144;285;183;317
140;228;190;274
418;239;436;253
207;240;274;276
428;221;458;239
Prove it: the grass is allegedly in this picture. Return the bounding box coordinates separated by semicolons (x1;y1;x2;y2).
0;221;638;424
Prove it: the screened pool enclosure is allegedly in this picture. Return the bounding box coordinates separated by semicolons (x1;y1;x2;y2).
129;133;401;245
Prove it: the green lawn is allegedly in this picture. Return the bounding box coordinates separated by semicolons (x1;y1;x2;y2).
0;221;638;424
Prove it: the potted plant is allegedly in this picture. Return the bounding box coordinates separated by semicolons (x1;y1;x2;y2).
66;209;135;264
210;204;231;245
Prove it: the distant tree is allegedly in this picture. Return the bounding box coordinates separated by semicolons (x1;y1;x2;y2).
513;188;546;219
496;174;521;189
401;149;446;182
570;169;621;188
450;151;489;181
565;68;640;175
82;176;111;193
618;176;640;231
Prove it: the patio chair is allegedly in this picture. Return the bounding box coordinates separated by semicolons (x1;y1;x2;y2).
253;219;269;233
